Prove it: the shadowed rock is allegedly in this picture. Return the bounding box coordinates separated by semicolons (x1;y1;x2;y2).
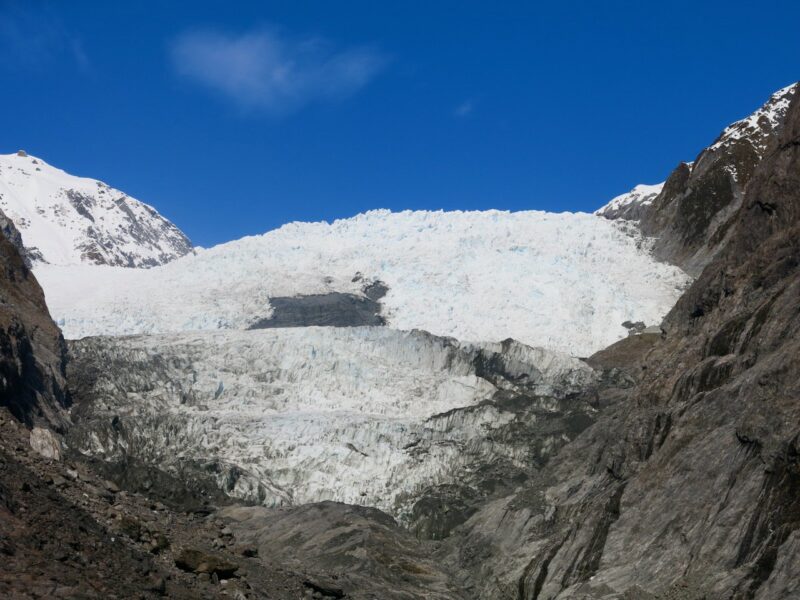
0;210;69;430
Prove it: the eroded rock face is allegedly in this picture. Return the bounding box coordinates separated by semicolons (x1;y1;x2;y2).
29;426;63;460
248;291;386;329
174;548;239;578
0;218;69;430
0;410;314;599
644;85;797;276
0;209;39;267
444;86;800;600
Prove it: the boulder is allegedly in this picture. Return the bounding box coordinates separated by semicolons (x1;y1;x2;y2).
29;427;62;460
174;548;239;578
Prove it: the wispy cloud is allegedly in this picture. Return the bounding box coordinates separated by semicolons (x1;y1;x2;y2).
170;26;386;115
0;1;89;71
454;99;475;118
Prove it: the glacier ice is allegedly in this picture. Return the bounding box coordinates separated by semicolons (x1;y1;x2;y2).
39;208;690;356
66;327;597;521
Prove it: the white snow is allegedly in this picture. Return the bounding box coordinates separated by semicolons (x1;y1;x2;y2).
37;209;691;356
70;327;596;518
0;152;190;267
595;183;664;218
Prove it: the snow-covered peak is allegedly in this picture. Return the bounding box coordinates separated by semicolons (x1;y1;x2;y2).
707;82;797;156
0;151;191;267
595;183;664;220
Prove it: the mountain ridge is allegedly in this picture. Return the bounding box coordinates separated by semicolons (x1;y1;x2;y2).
598;82;798;276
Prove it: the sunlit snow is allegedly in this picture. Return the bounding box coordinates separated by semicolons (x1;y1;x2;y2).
37;209;690;356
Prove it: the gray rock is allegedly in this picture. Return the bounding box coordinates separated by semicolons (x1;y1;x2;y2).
248;291;386;329
222;502;465;599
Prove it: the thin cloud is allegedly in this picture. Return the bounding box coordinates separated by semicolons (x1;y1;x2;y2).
170;27;386;115
454;99;475;118
0;1;89;71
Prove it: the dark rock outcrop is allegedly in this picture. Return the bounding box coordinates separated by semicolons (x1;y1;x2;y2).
0;220;69;429
0;420;176;599
222;501;466;599
174;548;239;578
0;411;310;598
0;209;41;267
248;280;389;329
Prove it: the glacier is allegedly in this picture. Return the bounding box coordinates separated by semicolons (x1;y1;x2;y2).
66;327;598;523
38;208;690;356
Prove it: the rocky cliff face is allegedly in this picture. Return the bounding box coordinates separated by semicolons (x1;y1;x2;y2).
221;501;467;599
0;214;69;429
443;87;800;599
595;184;664;222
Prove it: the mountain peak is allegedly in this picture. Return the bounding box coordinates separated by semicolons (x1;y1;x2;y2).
597;83;798;221
0;152;191;268
596;82;798;275
595;182;664;220
707;81;797;157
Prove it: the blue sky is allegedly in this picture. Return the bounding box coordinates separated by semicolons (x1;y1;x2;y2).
1;1;799;247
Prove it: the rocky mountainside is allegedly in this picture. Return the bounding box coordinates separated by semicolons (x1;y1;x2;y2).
0;221;272;599
0;151;191;268
442;86;800;598
598;83;798;276
594;183;664;221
